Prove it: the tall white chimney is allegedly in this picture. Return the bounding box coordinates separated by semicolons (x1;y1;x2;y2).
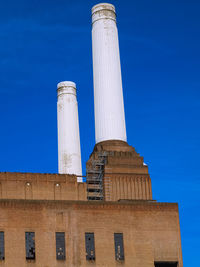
57;81;82;181
92;3;127;144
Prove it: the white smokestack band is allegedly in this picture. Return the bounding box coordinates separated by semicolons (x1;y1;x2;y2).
57;81;82;181
92;3;127;144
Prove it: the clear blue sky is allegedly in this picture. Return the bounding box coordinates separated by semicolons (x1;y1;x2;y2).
0;0;199;265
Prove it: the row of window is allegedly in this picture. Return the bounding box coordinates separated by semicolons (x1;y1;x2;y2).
0;231;178;266
0;231;124;261
85;232;124;261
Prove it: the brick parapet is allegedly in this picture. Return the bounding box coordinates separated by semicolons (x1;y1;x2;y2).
0;172;87;201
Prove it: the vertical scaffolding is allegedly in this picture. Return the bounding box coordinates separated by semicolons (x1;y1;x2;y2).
86;152;109;201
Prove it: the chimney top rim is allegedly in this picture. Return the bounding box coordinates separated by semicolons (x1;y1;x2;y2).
57;81;76;89
92;3;115;15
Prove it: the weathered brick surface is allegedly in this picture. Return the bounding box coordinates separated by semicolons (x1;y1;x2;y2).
0;141;183;266
0;172;87;201
87;140;152;201
0;200;183;267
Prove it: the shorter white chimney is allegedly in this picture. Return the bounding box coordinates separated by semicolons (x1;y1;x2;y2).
57;81;82;181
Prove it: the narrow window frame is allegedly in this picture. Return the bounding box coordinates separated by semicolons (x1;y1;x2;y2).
85;232;95;261
0;231;5;261
56;232;66;260
114;233;125;261
25;232;35;260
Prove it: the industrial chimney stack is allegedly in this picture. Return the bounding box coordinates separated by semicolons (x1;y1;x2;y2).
92;3;127;144
57;81;82;181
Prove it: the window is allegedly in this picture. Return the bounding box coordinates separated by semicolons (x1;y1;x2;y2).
114;233;124;261
0;232;4;260
56;232;66;260
85;233;95;261
154;262;178;267
25;232;35;260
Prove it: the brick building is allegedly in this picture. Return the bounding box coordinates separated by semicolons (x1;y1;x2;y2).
0;3;183;267
0;140;183;266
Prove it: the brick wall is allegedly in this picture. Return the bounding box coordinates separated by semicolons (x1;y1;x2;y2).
0;172;87;201
0;200;183;267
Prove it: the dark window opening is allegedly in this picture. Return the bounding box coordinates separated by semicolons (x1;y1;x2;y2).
114;233;124;261
56;232;66;260
87;196;103;201
25;232;35;260
87;188;101;193
85;233;95;261
87;180;102;185
155;262;178;267
0;232;4;260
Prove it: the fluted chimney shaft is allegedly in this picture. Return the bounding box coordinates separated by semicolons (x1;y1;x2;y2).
92;3;127;144
57;81;82;181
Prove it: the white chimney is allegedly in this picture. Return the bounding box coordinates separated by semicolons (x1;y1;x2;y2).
92;3;127;144
57;81;82;181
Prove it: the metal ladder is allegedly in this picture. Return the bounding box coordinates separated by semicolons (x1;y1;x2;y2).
86;152;108;201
